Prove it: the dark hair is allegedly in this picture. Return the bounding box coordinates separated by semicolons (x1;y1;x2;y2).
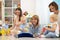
49;2;58;10
23;11;28;16
5;17;9;21
15;8;22;21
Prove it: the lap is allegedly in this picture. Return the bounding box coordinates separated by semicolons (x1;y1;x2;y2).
45;32;57;38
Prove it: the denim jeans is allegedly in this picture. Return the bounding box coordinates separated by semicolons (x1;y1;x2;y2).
44;30;57;38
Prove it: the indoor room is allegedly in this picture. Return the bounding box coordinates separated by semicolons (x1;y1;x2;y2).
0;0;60;40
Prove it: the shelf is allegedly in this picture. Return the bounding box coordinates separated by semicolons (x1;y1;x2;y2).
2;0;21;26
8;23;13;25
12;7;17;9
0;9;2;20
5;0;12;7
5;7;12;9
13;0;20;7
5;15;13;17
13;8;16;14
5;8;12;16
0;2;2;20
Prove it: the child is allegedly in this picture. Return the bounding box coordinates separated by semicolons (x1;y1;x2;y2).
0;21;6;36
2;17;11;36
40;14;59;38
3;17;9;29
29;15;41;37
0;21;2;36
17;15;29;33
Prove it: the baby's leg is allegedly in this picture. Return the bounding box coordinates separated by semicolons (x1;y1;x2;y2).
44;30;50;35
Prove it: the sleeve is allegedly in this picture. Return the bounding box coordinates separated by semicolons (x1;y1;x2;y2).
37;26;41;35
29;26;33;34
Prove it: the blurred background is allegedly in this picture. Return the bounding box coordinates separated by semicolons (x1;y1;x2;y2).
21;0;60;25
0;0;60;28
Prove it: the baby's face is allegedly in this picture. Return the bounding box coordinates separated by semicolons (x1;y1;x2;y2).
5;21;9;24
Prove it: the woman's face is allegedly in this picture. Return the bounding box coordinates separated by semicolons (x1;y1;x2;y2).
15;10;20;16
49;5;56;12
31;18;37;26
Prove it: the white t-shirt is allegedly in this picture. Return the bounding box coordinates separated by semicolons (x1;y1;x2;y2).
58;11;60;25
50;12;54;15
58;11;60;34
53;22;59;37
55;22;59;37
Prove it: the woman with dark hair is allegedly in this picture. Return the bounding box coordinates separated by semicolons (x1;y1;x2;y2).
15;8;22;21
49;1;60;37
14;8;26;26
11;8;27;35
14;8;22;26
49;2;59;14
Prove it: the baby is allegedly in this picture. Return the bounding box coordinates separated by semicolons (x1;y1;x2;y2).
40;14;59;38
2;17;11;36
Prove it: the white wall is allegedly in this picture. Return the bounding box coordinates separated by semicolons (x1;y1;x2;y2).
21;0;53;25
21;0;36;15
36;0;53;25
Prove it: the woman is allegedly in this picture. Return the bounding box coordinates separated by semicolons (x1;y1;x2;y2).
14;8;22;27
11;8;26;35
49;2;60;37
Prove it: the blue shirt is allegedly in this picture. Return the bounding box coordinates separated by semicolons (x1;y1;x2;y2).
29;25;41;36
3;24;9;29
19;23;29;33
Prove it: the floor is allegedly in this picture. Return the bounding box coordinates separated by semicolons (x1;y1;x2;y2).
0;36;60;40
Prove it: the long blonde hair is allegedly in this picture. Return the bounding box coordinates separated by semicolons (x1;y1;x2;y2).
31;15;39;26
